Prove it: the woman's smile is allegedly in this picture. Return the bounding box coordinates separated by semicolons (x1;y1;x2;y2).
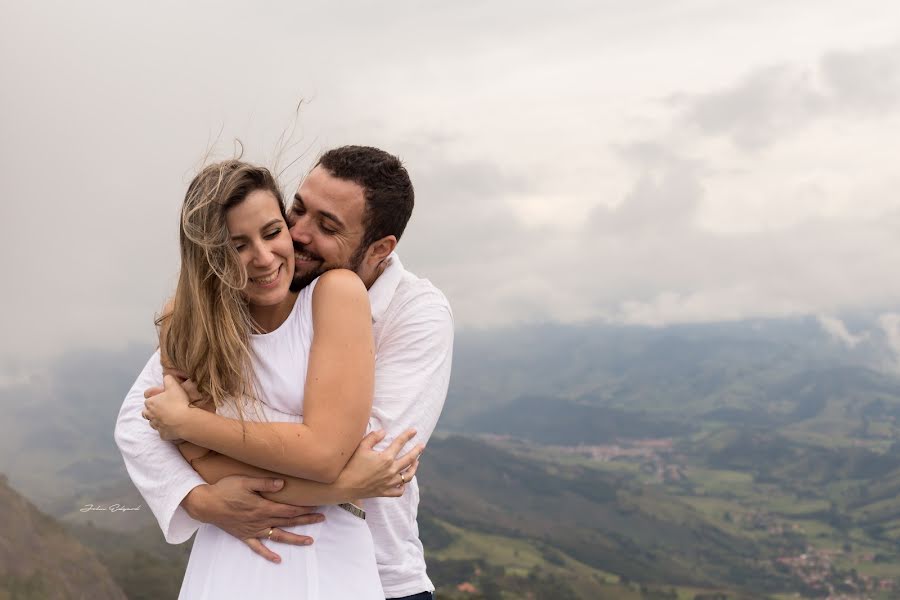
249;264;284;288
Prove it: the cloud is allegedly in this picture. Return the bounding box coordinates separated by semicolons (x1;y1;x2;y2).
675;41;900;150
879;313;900;372
401;127;900;330
822;43;900;113
591;143;705;233
618;286;782;327
676;65;826;151
0;373;38;390
816;314;869;349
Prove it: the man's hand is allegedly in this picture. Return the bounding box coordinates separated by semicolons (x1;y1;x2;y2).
183;476;325;564
142;375;193;441
336;429;424;499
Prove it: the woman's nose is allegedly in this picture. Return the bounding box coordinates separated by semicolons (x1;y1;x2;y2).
250;242;275;266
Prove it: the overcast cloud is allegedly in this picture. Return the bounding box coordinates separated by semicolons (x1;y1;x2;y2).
1;0;899;361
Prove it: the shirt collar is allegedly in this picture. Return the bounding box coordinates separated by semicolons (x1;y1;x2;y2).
368;252;404;323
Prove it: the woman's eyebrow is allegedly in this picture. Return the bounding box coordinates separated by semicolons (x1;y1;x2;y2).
259;218;282;230
230;219;283;240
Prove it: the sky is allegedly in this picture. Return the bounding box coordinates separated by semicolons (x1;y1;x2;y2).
2;0;899;363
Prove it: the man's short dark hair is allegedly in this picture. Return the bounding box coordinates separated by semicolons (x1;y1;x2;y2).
316;145;414;248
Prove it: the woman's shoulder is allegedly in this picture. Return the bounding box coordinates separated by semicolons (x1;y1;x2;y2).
310;269;370;318
312;269;367;299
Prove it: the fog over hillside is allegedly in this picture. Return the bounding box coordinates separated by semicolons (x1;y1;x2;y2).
2;314;898;504
3;316;900;597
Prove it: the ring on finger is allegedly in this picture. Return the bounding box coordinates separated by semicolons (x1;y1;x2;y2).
399;472;406;485
267;528;274;540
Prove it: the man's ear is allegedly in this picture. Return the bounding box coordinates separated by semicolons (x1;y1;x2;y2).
367;235;398;265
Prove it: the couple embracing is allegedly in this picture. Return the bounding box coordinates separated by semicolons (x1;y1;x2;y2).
115;145;453;599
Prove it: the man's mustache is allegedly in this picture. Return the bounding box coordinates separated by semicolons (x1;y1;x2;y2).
293;242;323;262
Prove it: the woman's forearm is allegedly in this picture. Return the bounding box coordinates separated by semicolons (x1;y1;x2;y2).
179;410;355;482
183;442;358;506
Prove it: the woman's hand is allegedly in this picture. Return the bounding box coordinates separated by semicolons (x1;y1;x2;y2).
335;429;424;499
142;375;195;441
156;369;217;413
143;376;217;443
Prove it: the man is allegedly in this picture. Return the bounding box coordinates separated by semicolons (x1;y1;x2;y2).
115;145;453;600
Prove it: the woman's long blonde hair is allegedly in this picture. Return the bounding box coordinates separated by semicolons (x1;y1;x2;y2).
156;160;287;419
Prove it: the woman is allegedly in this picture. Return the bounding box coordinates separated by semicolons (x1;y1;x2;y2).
142;159;415;599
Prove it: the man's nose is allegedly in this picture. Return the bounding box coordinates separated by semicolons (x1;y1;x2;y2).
290;215;313;245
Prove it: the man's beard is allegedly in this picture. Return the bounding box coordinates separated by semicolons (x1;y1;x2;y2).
289;241;367;293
